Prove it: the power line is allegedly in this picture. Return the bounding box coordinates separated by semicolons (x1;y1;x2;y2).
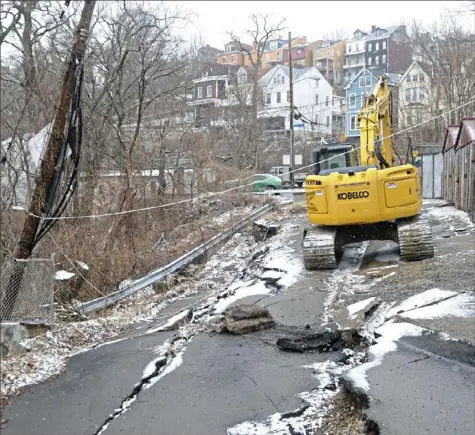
11;98;475;221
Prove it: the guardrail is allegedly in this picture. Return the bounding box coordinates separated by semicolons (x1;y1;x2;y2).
78;203;276;314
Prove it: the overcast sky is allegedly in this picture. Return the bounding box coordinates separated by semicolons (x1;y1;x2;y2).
168;0;473;47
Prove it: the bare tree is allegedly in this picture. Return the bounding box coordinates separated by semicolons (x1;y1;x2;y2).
229;14;286;169
410;14;475;136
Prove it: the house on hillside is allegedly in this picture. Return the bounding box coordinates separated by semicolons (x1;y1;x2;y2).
398;59;434;128
187;63;260;128
314;40;346;86
344;25;412;85
258;64;340;137
344;67;397;139
282;40;321;68
217;41;253;66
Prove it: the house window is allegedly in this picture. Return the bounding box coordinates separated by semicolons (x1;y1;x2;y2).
349;93;356;108
197;87;203;98
350;115;357;130
405;88;411;102
277;92;281;103
420;74;425;82
326;96;329;106
337;50;341;56
281;76;285;84
382;54;386;64
367;43;372;51
368;56;372;66
375;42;380;51
411;74;418;82
326;116;330;127
407;112;412;125
238;74;246;84
419;89;425;101
287;91;290;102
206;85;212;97
266;93;271;104
315;94;319;105
332;96;335;106
270;41;278;49
274;76;277;84
359;77;364;87
348;45;352;53
265;54;270;61
277;51;281;59
415;109;423;124
382;41;387;50
231;55;236;64
356;43;359;52
365;76;372;87
225;46;232;53
375;56;379;65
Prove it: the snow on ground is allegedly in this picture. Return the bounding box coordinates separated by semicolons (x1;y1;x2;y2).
55;270;75;281
213;281;270;313
227;352;366;435
386;288;458;319
347;297;376;317
425;202;474;228
344;322;425;393
400;292;475;320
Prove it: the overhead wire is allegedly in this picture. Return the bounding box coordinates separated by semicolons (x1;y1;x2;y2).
12;98;475;221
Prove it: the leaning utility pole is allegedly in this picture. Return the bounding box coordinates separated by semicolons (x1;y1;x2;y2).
1;0;96;320
288;31;295;189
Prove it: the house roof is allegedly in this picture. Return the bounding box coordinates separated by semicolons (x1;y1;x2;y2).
399;59;433;83
194;63;241;80
344;67;390;90
455;118;475;150
443;125;462;152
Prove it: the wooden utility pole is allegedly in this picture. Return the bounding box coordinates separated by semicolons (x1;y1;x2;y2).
1;0;96;320
288;31;295;189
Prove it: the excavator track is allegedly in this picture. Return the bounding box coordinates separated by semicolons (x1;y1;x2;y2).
302;226;337;270
397;216;435;262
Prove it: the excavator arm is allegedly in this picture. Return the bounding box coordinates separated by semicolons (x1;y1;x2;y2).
358;76;394;169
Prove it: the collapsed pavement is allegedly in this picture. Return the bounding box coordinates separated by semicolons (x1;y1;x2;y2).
1;200;474;435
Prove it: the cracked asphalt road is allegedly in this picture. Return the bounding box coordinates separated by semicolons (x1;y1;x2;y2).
2;200;474;435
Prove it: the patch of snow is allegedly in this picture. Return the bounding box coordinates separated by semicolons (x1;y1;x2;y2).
260;270;284;280
347;297;376;317
11;206;25;211
142;356;167;378
425;204;474;228
213;281;270;313
76;261;89;270
345;322;425;392
386;288;458;319
119;279;132;290
145;346;187;390
146;309;191;334
55;270;75;281
401;292;475;320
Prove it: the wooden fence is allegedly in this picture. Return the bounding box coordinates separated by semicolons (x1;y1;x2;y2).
442;119;475;222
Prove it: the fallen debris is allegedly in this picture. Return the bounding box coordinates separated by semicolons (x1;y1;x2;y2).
224;304;275;335
276;328;364;353
332;297;381;331
253;219;281;242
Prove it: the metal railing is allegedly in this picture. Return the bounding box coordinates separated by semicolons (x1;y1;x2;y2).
77;203;276;314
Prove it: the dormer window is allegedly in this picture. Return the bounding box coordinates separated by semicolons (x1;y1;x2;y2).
238;74;246;84
270;41;278;50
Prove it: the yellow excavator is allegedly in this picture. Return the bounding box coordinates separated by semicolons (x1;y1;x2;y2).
303;76;434;269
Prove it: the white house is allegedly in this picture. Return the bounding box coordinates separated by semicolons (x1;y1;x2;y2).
258;65;339;136
398;59;434;127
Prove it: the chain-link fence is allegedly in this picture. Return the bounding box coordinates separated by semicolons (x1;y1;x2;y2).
0;256;55;324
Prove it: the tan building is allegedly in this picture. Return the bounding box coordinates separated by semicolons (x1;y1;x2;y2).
314;40;346;86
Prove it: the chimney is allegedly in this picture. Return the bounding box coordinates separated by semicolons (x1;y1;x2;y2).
371;25;376;33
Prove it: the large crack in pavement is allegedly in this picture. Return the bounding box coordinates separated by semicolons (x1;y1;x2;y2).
93;331;193;435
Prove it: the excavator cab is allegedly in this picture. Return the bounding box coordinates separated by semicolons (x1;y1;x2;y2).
312;144;359;175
